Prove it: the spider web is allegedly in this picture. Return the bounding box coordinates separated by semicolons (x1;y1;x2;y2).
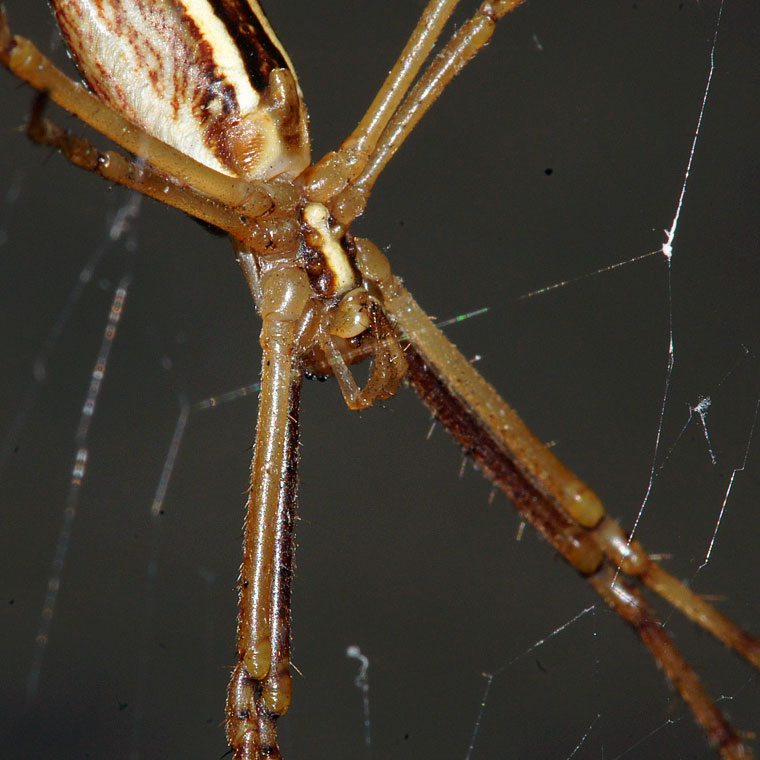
1;2;758;758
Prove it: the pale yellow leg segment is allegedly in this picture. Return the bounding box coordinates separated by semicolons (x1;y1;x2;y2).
259;381;299;715
376;271;604;528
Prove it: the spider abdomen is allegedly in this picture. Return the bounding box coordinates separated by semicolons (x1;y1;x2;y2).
51;0;310;180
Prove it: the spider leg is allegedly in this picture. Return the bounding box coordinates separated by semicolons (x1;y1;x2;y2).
379;272;759;758
305;1;527;222
590;567;753;760
226;372;299;760
304;0;527;225
23;94;266;238
0;9;270;217
303;0;463;201
226;262;313;760
338;1;529;220
594;516;760;668
377;267;760;664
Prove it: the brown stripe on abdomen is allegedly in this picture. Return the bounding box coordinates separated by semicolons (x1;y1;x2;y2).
206;0;288;92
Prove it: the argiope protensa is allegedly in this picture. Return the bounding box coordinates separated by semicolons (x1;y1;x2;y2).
1;1;758;758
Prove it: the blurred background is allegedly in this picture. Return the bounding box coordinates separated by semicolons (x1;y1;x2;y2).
1;1;758;758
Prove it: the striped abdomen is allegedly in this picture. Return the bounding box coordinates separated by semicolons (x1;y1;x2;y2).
51;0;311;181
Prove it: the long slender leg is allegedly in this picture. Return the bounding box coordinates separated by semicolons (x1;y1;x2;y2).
226;263;311;760
589;567;752;760
304;0;462;200
24;98;265;238
0;10;270;216
368;264;758;755
378;270;760;664
375;264;605;530
326;0;527;225
353;0;527;194
401;337;755;759
260;376;301;718
340;0;461;161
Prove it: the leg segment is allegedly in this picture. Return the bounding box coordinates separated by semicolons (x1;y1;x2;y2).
351;0;528;192
380;272;760;663
319;302;407;410
226;265;311;760
24;95;263;238
594;516;760;668
590;567;753;760
303;0;462;201
380;272;759;756
307;0;527;225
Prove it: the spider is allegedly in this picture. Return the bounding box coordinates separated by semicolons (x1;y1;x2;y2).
1;1;758;758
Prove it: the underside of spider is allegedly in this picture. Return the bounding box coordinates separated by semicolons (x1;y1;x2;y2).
2;2;759;758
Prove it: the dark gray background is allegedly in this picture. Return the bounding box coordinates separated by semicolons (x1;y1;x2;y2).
1;1;758;758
